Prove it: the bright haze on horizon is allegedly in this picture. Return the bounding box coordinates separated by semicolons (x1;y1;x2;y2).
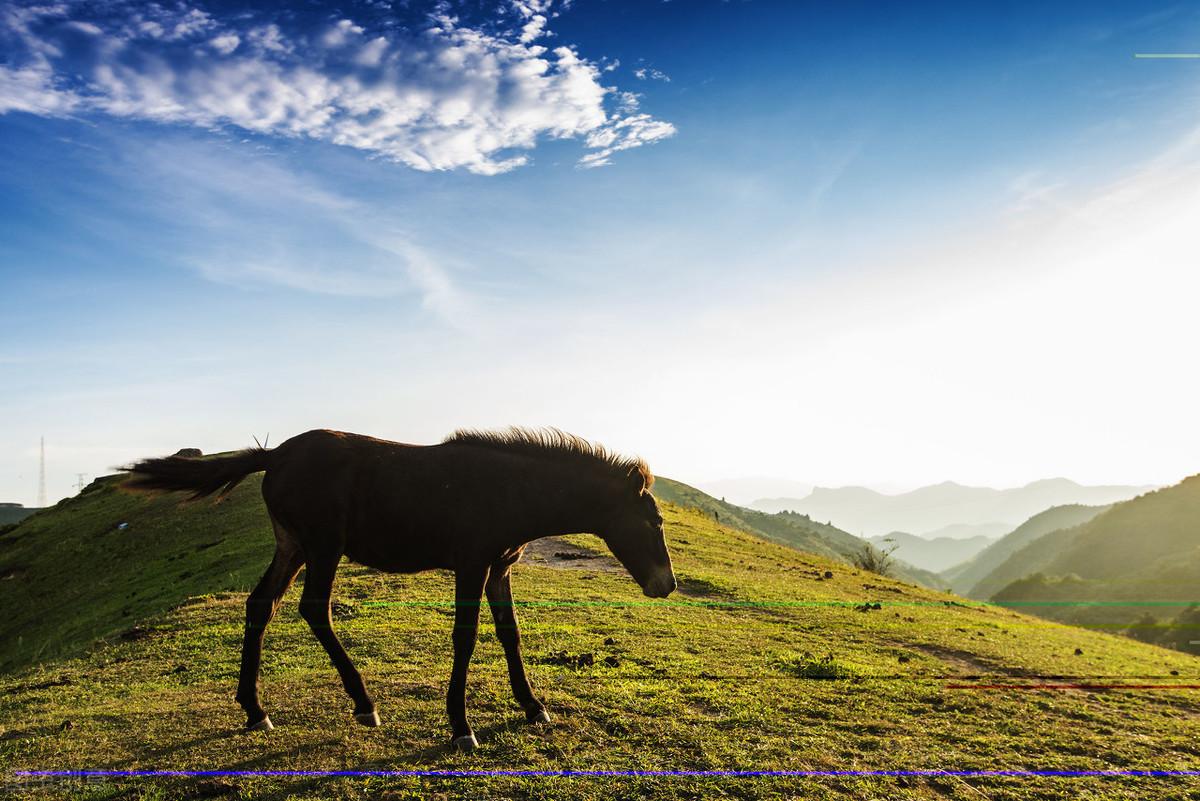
2;0;1199;506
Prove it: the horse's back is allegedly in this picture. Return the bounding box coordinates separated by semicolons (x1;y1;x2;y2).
259;430;463;571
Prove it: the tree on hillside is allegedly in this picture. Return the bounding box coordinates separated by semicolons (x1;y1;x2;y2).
852;538;897;577
1125;613;1162;645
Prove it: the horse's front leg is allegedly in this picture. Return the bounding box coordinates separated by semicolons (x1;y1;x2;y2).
486;565;550;724
447;565;488;751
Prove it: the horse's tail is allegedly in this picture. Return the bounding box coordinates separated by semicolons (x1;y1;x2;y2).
123;448;273;501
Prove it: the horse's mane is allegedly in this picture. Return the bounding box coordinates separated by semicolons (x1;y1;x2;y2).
444;427;654;490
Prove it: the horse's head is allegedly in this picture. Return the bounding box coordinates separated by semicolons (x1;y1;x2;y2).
600;464;677;598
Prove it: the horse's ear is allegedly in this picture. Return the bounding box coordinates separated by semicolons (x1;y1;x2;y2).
626;463;652;495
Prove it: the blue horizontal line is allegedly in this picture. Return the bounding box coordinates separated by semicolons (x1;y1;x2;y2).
14;769;1200;778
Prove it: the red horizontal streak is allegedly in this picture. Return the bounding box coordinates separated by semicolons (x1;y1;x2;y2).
947;683;1200;690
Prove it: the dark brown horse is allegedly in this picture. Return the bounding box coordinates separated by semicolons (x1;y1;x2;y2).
124;428;676;751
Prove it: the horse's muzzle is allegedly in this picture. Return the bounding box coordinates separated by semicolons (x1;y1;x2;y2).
643;572;678;598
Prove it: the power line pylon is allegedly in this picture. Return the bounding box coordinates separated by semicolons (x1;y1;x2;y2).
38;436;47;508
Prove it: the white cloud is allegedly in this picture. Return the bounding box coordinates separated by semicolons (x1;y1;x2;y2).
0;63;77;114
321;18;365;49
634;66;670;82
0;1;672;173
245;23;289;54
65;20;102;36
580;113;677;168
208;32;239;55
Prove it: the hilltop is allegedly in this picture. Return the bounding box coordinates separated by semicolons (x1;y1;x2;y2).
2;470;1200;799
752;479;1153;538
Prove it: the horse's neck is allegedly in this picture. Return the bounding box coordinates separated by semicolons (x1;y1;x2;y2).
501;460;614;544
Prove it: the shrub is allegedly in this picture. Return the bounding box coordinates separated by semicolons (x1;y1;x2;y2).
852;540;897;577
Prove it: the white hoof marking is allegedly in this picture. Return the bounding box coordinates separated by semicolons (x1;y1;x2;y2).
452;733;479;752
355;710;381;727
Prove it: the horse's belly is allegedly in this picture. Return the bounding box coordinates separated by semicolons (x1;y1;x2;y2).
344;534;450;574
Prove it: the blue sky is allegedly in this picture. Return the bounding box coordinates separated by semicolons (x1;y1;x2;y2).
3;0;1200;505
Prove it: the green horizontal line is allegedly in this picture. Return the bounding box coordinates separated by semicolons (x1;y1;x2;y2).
1134;53;1200;59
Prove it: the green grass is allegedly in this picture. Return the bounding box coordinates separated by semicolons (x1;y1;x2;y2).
0;476;275;672
2;479;1200;799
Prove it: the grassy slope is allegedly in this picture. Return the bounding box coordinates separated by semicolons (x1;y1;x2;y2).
654;478;945;589
2;483;1200;799
0;477;275;672
944;504;1110;597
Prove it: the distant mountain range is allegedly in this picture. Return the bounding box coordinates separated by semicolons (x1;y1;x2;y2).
868;532;997;574
0;504;40;527
653;477;946;590
751;479;1155;539
694;477;814;507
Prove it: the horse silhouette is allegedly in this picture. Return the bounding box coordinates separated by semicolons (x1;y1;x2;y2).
125;427;676;751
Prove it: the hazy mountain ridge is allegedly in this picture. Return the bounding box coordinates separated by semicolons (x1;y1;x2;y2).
946;504;1111;597
0;503;41;527
652;478;946;589
752;478;1154;538
868;531;996;574
693;477;814;507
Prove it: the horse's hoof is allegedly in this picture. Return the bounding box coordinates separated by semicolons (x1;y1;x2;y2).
355;710;381;727
452;733;479;753
246;715;274;732
527;708;552;724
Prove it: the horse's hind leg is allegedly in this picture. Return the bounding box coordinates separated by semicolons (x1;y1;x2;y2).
486;566;549;724
297;552;379;726
236;523;303;731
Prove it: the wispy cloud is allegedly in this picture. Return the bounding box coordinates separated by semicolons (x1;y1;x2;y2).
580;113;677;168
113;137;476;326
0;1;674;172
634;66;671;82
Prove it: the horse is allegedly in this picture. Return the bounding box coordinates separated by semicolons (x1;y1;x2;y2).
124;427;677;751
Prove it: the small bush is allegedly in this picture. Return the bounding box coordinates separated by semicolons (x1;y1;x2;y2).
852;540;896;577
775;651;856;679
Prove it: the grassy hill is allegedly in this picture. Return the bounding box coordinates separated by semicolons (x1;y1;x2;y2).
986;475;1200;651
943;504;1111;596
2;472;1200;799
0;476;276;672
653;478;945;589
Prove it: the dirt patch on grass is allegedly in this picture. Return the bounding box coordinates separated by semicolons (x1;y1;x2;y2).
521;536;621;571
907;643;1026;677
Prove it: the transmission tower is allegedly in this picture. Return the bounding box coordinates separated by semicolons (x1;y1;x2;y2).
38;436;47;508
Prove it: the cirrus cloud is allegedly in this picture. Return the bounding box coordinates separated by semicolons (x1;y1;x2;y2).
0;1;675;174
